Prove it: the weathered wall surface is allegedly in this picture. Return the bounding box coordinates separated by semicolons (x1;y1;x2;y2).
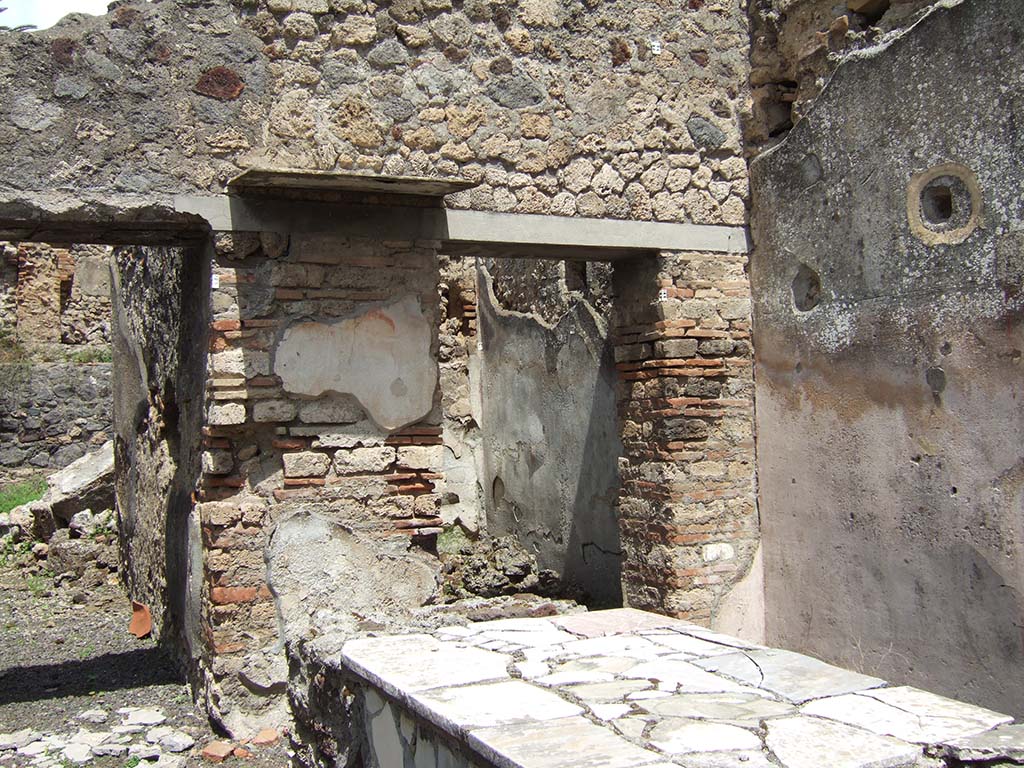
751;0;1024;716
746;0;941;150
0;243;15;331
111;243;209;705
436;254;483;534
0;241;113;352
477;263;622;607
60;244;113;347
0;362;111;483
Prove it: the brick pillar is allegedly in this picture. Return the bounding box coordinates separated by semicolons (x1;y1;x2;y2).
195;232;444;732
612;251;757;624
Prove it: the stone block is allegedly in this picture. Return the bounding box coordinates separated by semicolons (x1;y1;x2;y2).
210;349;271;378
335;446;395;474
803;687;1011;745
663;418;708;441
200;501;241;527
695;649;885;703
253;399;298;423
299;395;364;424
283;451;331;478
202;450;234;475
697;338;735;357
614;343;651;363
765;716;920;768
654;338;698;358
648;719;761;754
207;402;246;425
396;445;442;470
718;298;750;321
74;256;111;297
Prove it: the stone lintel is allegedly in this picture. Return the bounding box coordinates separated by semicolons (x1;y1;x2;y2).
174;194;750;259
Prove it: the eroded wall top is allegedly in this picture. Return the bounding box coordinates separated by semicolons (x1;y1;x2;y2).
0;0;750;228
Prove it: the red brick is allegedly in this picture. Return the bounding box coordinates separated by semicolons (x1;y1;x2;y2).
210;586;259;605
202;741;235;763
272;438;309;450
204;476;244;488
273;488;316;501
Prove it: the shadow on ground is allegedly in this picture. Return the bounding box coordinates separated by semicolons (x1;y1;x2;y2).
0;647;182;705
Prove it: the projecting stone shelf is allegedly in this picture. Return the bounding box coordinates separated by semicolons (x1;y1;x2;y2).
337;608;1022;768
227;168;476;198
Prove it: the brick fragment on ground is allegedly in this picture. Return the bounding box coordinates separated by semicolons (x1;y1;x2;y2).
202;740;234;762
251;729;278;746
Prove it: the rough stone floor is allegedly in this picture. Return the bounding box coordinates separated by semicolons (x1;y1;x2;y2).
342;608;1024;768
0;562;289;767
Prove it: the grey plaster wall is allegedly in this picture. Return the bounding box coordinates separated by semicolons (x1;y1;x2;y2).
477;264;622;607
112;243;209;687
750;0;1024;716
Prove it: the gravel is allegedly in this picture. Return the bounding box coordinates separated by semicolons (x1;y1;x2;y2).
0;558;291;767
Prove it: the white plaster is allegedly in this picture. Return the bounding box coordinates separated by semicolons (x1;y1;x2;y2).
275;295;437;430
712;544;766;644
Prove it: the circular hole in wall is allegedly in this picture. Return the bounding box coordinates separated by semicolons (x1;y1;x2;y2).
919;175;973;230
792;263;821;312
907;163;981;245
921;184;953;224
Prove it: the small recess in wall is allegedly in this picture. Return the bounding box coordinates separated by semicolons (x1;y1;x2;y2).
791;263;821;312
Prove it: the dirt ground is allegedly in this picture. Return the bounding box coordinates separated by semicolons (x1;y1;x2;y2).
0;559;291;767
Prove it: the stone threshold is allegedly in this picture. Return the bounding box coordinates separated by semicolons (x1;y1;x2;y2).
338;608;1023;768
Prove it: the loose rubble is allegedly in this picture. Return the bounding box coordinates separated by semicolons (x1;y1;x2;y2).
0;560;290;768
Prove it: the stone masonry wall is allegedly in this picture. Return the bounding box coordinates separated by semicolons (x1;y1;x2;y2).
1;243;18;336
437;254;483;533
0;242;114;484
4;242;113;351
0;0;749;233
196;225;444;735
237;0;750;225
61;244;114;346
612;250;759;637
0;363;111;484
13;242;64;347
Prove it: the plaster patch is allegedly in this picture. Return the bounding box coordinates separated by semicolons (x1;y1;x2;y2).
274;296;436;430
